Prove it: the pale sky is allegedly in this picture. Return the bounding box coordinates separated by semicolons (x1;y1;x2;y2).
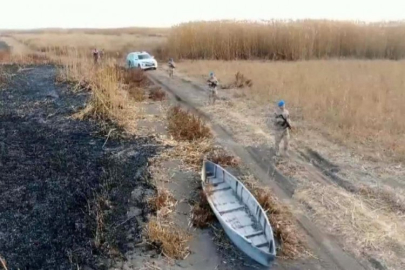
0;0;404;29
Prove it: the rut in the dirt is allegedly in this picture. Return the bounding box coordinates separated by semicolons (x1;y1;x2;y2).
0;65;159;270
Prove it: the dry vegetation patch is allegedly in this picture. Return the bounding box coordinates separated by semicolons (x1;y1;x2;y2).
167;106;212;141
145;218;191;260
358;184;405;215
0;50;11;63
222;71;253;89
147;188;177;218
149;87;166;101
190;189;216;228
0;66;6;86
295;182;405;269
207;148;240;167
12;32;167;60
120;68;149;87
167;20;405;60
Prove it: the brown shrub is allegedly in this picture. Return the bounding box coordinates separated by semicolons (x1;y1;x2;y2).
146;218;191;259
121;68;149;87
147;188;177;218
26;53;50;64
149;87;166;101
0;51;11;63
128;84;145;102
190;189;215;228
234;72;253;88
220;72;253;89
74;65;128;122
207;148;240;167
167;106;212;141
0;67;6;86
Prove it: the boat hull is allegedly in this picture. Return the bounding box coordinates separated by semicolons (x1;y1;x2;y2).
207;194;275;266
201;160;276;266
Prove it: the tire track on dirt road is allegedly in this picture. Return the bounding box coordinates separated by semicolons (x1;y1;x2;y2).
147;70;367;270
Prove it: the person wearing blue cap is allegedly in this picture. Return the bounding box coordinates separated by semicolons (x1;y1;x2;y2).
273;99;292;156
207;72;219;104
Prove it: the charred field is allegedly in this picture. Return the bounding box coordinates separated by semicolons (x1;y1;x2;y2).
0;65;160;270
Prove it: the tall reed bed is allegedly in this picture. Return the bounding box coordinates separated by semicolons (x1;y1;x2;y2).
166;20;405;60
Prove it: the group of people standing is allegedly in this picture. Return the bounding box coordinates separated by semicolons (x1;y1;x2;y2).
167;57;292;157
168;58;219;104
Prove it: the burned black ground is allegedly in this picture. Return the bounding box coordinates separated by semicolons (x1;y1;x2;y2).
0;65;159;270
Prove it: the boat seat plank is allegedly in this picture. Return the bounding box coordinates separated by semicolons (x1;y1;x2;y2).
211;189;236;204
233;224;258;235
249;234;268;247
229;215;255;229
255;242;269;248
258;245;270;253
206;171;214;177
240;227;264;239
222;209;250;221
216;202;245;214
212;187;231;193
207;176;224;185
211;182;231;192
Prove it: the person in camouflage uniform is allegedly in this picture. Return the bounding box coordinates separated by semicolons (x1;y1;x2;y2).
207;72;219;104
273;100;292;156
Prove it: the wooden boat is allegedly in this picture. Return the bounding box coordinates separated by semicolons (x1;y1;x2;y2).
201;160;276;266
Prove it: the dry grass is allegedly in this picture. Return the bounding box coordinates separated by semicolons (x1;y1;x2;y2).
164;139;214;170
148;188;177;218
295;182;405;269
13;32;167;60
0;37;50;65
149;87;166;101
0;50;49;65
207;148;240;167
0;51;11;63
244;179;307;259
222;72;253;89
167;20;405;60
0;66;6;86
190;189;216;228
127;85;146;102
72;64;129;122
145;218;191;260
167;106;212;141
176;59;405;160
120;68;149;86
358;184;405;215
0;256;7;270
51;50;140;132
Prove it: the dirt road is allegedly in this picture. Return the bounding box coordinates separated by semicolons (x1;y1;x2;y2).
147;69;375;270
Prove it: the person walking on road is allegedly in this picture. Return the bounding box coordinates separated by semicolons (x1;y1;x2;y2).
207;72;219;104
273;100;292;157
168;58;176;78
